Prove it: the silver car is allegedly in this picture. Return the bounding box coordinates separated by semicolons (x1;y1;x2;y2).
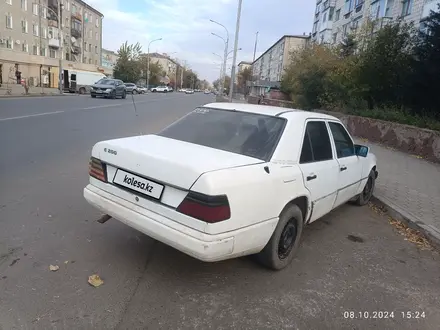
124;83;140;94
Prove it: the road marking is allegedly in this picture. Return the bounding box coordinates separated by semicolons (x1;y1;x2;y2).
0;110;65;122
0;96;179;122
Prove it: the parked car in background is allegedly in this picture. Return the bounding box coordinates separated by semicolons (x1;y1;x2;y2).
151;86;170;93
185;89;195;94
137;86;148;94
204;90;210;94
65;70;106;94
178;88;187;92
124;83;140;94
91;78;126;99
84;102;377;270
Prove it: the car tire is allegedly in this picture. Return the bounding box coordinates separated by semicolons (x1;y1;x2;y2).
111;90;116;99
122;91;126;99
79;87;86;94
133;90;138;95
152;89;156;93
257;204;304;270
354;169;376;206
91;94;96;98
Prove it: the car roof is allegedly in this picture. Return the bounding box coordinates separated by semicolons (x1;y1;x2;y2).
202;102;338;121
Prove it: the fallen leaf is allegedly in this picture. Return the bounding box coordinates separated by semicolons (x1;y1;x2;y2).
64;261;69;264
88;274;104;287
49;265;59;271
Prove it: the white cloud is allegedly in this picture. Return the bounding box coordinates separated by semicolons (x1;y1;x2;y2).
86;0;315;82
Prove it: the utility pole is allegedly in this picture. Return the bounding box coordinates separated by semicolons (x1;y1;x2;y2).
229;0;243;102
57;0;63;94
253;31;259;62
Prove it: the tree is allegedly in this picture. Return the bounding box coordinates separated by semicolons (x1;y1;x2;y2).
355;21;417;109
237;67;252;94
213;75;231;93
139;56;162;86
339;34;357;58
113;41;142;83
409;4;440;119
183;69;199;89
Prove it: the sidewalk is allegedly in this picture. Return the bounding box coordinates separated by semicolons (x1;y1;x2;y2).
0;84;62;97
358;139;440;247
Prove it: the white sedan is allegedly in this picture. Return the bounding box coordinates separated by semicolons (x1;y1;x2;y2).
84;103;378;270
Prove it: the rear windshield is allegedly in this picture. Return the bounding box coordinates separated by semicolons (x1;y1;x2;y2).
158;108;286;161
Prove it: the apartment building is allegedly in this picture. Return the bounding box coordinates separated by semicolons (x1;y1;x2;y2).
312;0;440;45
101;48;117;77
0;0;103;88
238;61;251;73
251;35;309;84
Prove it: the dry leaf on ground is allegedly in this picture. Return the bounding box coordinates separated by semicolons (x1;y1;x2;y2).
49;265;59;272
389;218;433;251
88;274;104;287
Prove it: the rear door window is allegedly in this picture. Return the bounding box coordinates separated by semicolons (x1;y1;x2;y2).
300;121;333;163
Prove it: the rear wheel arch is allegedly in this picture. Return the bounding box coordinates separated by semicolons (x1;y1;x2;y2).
282;196;309;224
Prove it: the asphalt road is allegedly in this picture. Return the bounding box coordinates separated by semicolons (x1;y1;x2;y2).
0;93;439;330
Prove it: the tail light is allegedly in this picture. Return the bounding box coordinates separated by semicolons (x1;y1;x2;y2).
89;157;107;182
176;191;231;223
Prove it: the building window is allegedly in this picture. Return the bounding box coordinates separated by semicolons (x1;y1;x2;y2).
89;29;92;38
71;4;76;14
33;24;39;36
95;59;97;65
22;42;29;52
344;0;352;13
41;27;47;38
21;0;27;11
401;0;413;16
355;0;364;7
88;58;92;64
335;9;340;21
370;1;380;19
95;17;99;27
40;47;46;56
84;56;87;63
21;20;28;33
89;43;91;52
95;45;97;54
33;3;38;15
65;17;68;27
84;41;87;50
33;45;38;55
66;1;70;11
6;14;13;29
6;0;12;4
6;38;13;49
329;7;334;20
95;32;98;41
50;49;56;58
41;7;47;19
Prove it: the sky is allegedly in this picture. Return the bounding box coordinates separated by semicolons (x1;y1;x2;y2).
86;0;315;83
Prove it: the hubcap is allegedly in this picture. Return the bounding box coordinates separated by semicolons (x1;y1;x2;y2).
278;220;297;260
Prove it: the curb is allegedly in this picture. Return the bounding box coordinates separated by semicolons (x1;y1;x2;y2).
371;195;440;250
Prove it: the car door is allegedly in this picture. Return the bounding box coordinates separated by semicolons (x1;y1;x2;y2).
327;121;363;207
117;80;124;96
298;120;340;223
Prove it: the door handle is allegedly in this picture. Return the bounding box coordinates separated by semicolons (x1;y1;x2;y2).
306;174;317;181
340;166;347;172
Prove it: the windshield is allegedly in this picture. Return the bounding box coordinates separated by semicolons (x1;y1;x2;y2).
158;108;286;161
96;79;115;85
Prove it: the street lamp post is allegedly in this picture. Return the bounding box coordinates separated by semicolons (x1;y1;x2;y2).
210;19;229;95
57;2;63;94
229;0;243;102
146;38;162;91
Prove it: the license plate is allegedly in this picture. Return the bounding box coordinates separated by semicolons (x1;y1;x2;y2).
113;169;164;200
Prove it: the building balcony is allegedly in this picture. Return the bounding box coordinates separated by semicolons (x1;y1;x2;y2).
72;12;82;21
48;38;60;48
48;19;58;28
71;28;81;38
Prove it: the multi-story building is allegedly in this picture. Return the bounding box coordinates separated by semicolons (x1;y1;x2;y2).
312;0;440;45
101;48;117;77
0;0;103;88
138;52;179;85
251;34;310;84
238;61;252;73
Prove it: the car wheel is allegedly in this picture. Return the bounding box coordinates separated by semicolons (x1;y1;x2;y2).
257;204;304;270
355;169;376;206
111;90;116;99
152;89;156;92
133;90;138;95
91;94;96;98
79;87;86;94
122;91;126;99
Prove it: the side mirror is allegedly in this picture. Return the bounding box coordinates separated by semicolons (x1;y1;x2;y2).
355;144;369;157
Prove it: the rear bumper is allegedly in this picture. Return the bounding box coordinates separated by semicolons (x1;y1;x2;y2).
84;184;277;262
